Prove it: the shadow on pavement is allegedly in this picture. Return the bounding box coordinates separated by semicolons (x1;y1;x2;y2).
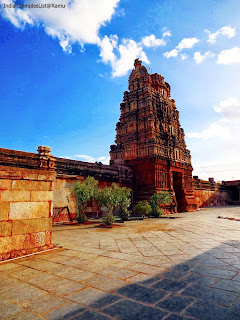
44;240;240;320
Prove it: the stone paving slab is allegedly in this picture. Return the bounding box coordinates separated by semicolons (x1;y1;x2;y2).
1;206;240;319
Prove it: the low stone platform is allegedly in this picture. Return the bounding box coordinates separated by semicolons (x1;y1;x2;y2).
1;206;240;319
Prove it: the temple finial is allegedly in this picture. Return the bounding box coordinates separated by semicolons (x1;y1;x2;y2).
134;58;142;70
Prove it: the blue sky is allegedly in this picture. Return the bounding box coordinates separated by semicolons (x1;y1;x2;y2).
1;0;240;181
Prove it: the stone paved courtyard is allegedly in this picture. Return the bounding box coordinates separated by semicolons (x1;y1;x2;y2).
1;206;240;320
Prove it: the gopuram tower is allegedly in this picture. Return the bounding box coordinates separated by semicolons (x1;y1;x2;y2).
110;59;197;213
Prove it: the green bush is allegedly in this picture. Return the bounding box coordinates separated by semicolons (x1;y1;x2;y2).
97;184;131;226
72;177;98;223
150;191;172;218
76;213;88;223
102;214;116;226
134;201;151;218
118;207;130;221
117;187;131;221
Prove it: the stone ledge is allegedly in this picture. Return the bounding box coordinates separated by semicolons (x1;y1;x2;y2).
0;230;52;254
0;244;54;261
0;165;55;181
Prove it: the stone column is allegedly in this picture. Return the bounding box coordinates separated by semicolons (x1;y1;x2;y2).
37;146;56;171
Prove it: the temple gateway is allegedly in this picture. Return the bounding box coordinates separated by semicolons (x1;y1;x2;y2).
110;59;197;212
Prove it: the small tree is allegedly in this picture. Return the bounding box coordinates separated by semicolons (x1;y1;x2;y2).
117;187;132;221
150;191;172;217
97;184;131;225
134;201;151;218
72;177;98;223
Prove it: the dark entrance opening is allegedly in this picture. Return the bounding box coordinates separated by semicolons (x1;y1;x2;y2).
172;171;187;212
230;187;239;201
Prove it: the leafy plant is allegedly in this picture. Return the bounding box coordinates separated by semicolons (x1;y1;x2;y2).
72;177;98;223
97;184;131;225
150;191;172;217
102;214;116;226
117;187;132;221
134;201;151;218
77;213;88;223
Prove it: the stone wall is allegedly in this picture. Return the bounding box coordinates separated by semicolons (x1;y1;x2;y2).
193;176;227;208
0;165;54;261
52;175;128;223
0;144;235;259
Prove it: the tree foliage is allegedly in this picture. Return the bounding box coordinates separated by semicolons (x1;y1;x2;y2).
72;177;98;223
134;200;152;218
97;184;131;225
150;191;172;217
117;186;132;221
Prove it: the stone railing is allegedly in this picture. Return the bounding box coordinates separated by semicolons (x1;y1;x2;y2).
0;146;133;185
0;147;40;170
192;176;224;191
54;157;133;184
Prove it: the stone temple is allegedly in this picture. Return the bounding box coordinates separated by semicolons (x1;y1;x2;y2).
110;59;197;212
1;58;236;261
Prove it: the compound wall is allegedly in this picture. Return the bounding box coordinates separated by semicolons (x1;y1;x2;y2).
0;165;54;261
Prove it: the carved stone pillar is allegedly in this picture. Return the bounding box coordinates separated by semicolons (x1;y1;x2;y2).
37;146;56;171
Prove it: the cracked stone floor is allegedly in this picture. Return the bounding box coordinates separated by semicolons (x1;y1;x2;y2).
1;206;240;320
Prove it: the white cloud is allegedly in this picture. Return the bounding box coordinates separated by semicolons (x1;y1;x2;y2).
181;53;188;60
213;98;240;122
0;0;33;28
74;154;110;165
163;49;178;59
187;97;240;140
187;122;230;140
1;0;157;77
221;26;236;38
186;97;240;180
217;47;240;64
163;31;171;38
99;36;149;77
163;37;199;59
192;160;240;182
193;51;215;63
142;34;166;48
205;25;236;44
98;35;118;65
176;37;199;50
45;26;72;53
0;0;120;49
113;39;149;77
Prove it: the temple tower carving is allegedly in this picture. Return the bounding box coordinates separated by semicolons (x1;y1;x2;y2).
110;59;197;212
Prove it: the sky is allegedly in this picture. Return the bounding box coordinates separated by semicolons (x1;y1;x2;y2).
0;0;240;182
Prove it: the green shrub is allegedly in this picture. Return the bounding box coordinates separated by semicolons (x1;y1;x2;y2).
117;187;131;221
134;201;151;218
76;213;88;223
72;177;98;223
118;207;130;221
102;214;116;226
150;192;172;218
97;184;131;226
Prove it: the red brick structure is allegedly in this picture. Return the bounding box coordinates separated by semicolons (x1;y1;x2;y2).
193;176;227;208
110;59;197;212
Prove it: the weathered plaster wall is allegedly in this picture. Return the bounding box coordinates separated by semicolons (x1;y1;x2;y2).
0;165;54;261
194;189;227;208
193;177;227;208
52;175;125;222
